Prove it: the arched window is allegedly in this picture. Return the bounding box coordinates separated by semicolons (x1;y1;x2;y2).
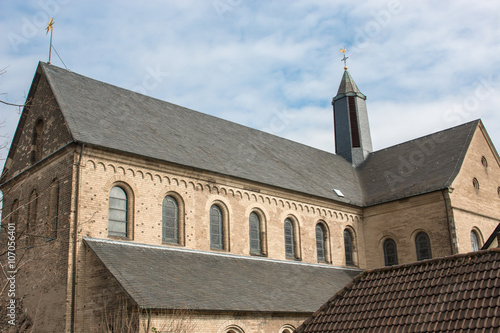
108;186;128;238
316;224;326;262
27;190;38;247
471;230;480;251
210;205;224;250
284;218;295;259
31;118;44;164
11;199;19;231
47;179;59;240
344;229;354;266
224;325;244;333
279;325;296;333
162;196;179;244
383;238;398;266
415;232;432;260
249;212;261;255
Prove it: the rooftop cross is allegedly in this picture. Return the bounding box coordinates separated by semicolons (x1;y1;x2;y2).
46;18;54;64
340;47;348;70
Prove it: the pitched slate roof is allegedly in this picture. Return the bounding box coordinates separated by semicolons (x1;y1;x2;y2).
37;62;481;206
295;249;500;333
358;120;479;206
40;62;364;206
84;237;361;312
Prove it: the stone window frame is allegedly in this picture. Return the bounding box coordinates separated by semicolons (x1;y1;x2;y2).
248;209;267;256
209;201;230;251
481;156;488;168
414;231;432;261
473;177;480;192
46;178;59;241
31;118;44;164
383;238;398;266
224;326;244;333
11;199;20;233
470;228;482;251
26;189;38;248
343;227;357;267
284;216;301;260
107;182;134;240
279;324;296;333
315;221;331;264
162;192;185;246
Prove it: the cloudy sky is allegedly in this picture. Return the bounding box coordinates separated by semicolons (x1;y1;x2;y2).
1;0;500;166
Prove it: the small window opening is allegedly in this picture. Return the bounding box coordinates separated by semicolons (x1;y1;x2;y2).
481;156;488;168
473;178;480;192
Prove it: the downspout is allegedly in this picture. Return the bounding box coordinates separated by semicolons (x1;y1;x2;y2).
70;143;84;332
442;189;458;255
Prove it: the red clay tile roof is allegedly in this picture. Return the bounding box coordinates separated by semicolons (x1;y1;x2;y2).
295;249;500;332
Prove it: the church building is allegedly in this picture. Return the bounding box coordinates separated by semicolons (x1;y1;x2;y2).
1;62;499;332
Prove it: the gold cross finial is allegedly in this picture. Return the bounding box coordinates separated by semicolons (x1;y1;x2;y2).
340;47;348;70
46;18;54;35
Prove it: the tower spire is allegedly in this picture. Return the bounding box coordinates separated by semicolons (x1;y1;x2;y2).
332;50;372;166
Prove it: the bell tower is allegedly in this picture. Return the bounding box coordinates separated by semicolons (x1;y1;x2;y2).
332;52;372;166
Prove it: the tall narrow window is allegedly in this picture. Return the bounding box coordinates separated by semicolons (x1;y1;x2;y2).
383;238;398;266
415;232;432;260
11;200;19;231
471;230;480;252
108;186;128;237
249;212;261;255
31;119;44;164
162;196;179;244
210;205;223;250
316;224;326;262
344;229;354;266
47;179;59;240
284;218;295;259
27;190;38;247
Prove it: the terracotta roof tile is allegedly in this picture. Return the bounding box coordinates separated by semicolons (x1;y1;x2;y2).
295;249;500;333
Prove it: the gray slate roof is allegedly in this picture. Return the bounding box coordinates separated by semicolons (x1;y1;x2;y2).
38;62;480;207
41;62;364;206
84;237;361;312
358;120;478;206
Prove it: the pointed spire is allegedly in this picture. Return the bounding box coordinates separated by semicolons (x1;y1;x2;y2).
332;69;372;166
334;70;366;101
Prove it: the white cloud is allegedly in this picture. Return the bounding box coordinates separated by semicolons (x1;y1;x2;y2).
1;0;500;165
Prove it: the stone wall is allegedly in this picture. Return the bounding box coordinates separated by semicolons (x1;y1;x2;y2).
363;191;452;268
76;146;366;268
449;124;500;251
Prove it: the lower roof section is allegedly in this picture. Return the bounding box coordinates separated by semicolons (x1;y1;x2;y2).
83;237;362;313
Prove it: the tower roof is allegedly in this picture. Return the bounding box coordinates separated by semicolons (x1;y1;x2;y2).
333;70;366;101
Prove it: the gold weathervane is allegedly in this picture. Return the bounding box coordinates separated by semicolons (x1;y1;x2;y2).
46;18;54;63
340;47;348;70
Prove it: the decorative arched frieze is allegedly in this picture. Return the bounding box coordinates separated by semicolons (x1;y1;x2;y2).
87;160;96;169
180;179;187;188
107;164;116;173
126;168;135;177
97;162;106;171
228;188;234;196
221;187;227;196
154;174;162;183
145;172;153;180
136;170;144;179
251;194;257;202
116;166;125;175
